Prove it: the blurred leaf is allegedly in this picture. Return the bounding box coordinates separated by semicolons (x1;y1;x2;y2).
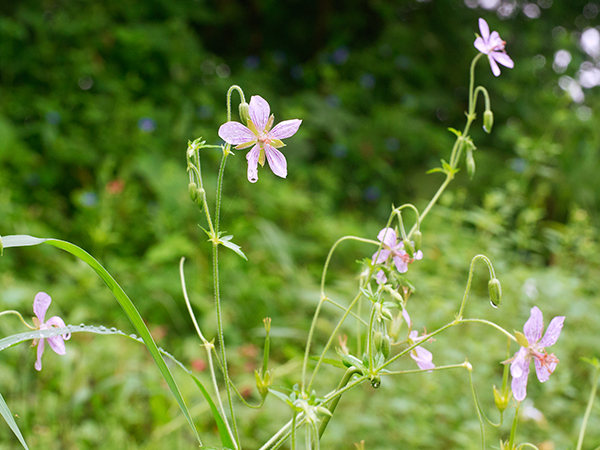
0;392;29;450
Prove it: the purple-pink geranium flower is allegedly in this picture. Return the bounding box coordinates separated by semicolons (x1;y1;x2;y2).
372;228;423;284
31;292;71;371
403;309;435;371
474;18;514;77
509;306;565;401
218;95;302;183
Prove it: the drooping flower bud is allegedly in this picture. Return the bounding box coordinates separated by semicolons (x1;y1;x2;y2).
488;278;502;308
483;110;494;134
188;182;199;202
413;230;422;252
373;331;384;353
381;335;391;359
238;101;251;126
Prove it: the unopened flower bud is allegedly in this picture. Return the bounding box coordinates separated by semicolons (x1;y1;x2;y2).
373;331;384;353
381;335;391;359
483;110;494;134
466;149;476;179
402;238;414;259
488;278;502;308
493;385;510;412
188;182;199;202
413;230;422;252
239;101;251;125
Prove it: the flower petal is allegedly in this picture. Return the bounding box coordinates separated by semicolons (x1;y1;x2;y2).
46;336;66;355
246;145;260;183
377;228;397;249
411;346;435;371
538;316;565;348
35;338;45;371
46;316;71;340
375;270;387;285
511;365;530;402
270;119;302;140
474;37;488;54
510;347;528;378
265;145;287;178
524;306;544;344
392;255;408;273
478;18;490;41
534;357;551;383
33;292;51;323
414;250;423;261
218;122;256;145
372;248;390;265
488;55;501;77
488;31;504;50
493;51;514;69
402;308;412;328
249;95;270;132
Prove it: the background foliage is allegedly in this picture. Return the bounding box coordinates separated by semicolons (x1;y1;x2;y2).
1;0;600;448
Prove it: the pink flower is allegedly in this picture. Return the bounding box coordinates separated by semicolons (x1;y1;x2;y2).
474;18;514;77
218;95;302;183
372;228;423;284
403;309;435;371
31;292;71;371
509;306;565;401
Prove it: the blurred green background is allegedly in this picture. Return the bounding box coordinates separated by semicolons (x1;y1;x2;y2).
1;0;600;448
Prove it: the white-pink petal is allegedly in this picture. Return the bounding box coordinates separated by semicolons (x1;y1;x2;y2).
377;228;397;249
46;316;71;340
474;37;488;54
218;122;256;145
392;255;408;273
493;52;514;68
249;95;270;132
538;316;565;348
33;292;51;323
511;366;529;402
414;250;423;261
510;347;528;378
47;336;66;355
265;145;287;178
478;18;490;41
35;338;45;371
372;248;391;265
488;31;503;50
375;270;387;285
246;145;260;183
270;119;302;140
524;306;544;344
534;358;551;383
488;55;501;77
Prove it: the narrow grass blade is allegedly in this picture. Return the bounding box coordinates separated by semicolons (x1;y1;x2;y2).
0;392;29;449
1;235;202;445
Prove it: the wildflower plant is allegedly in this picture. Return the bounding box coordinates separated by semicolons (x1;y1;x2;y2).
1;17;596;450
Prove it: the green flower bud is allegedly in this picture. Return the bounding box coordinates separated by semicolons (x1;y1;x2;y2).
381;335;391;359
373;331;384;353
402;238;414;259
188;182;198;202
370;375;381;389
483;110;494;134
413;230;422;252
466;149;476;180
488;278;502;308
239;101;251;126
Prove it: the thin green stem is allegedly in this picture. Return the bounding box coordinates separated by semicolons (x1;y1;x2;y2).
318;368;362;438
0;310;36;330
576;364;600;450
179;258;208;343
508;402;521;450
366;303;378;374
409;174;452;237
379;362;471;376
457;254;496;319
291;411;297;450
467;363;486;450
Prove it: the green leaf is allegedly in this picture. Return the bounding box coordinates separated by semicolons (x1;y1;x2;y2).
0;392;29;449
190;375;236;450
309;356;347;370
218;235;248;261
447;127;462;137
1;236;203;445
426;167;445;174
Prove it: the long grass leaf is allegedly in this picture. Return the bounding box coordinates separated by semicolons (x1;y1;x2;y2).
1;235;202;445
0;392;29;450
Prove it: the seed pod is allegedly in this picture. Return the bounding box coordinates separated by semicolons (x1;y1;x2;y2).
373;331;384;353
488;278;502;308
466;149;476;179
381;335;391;359
188;182;198;202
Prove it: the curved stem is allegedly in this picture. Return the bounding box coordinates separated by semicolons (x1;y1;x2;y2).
0;310;36;330
457;254;496;319
318;368;362;438
179;258;208;343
